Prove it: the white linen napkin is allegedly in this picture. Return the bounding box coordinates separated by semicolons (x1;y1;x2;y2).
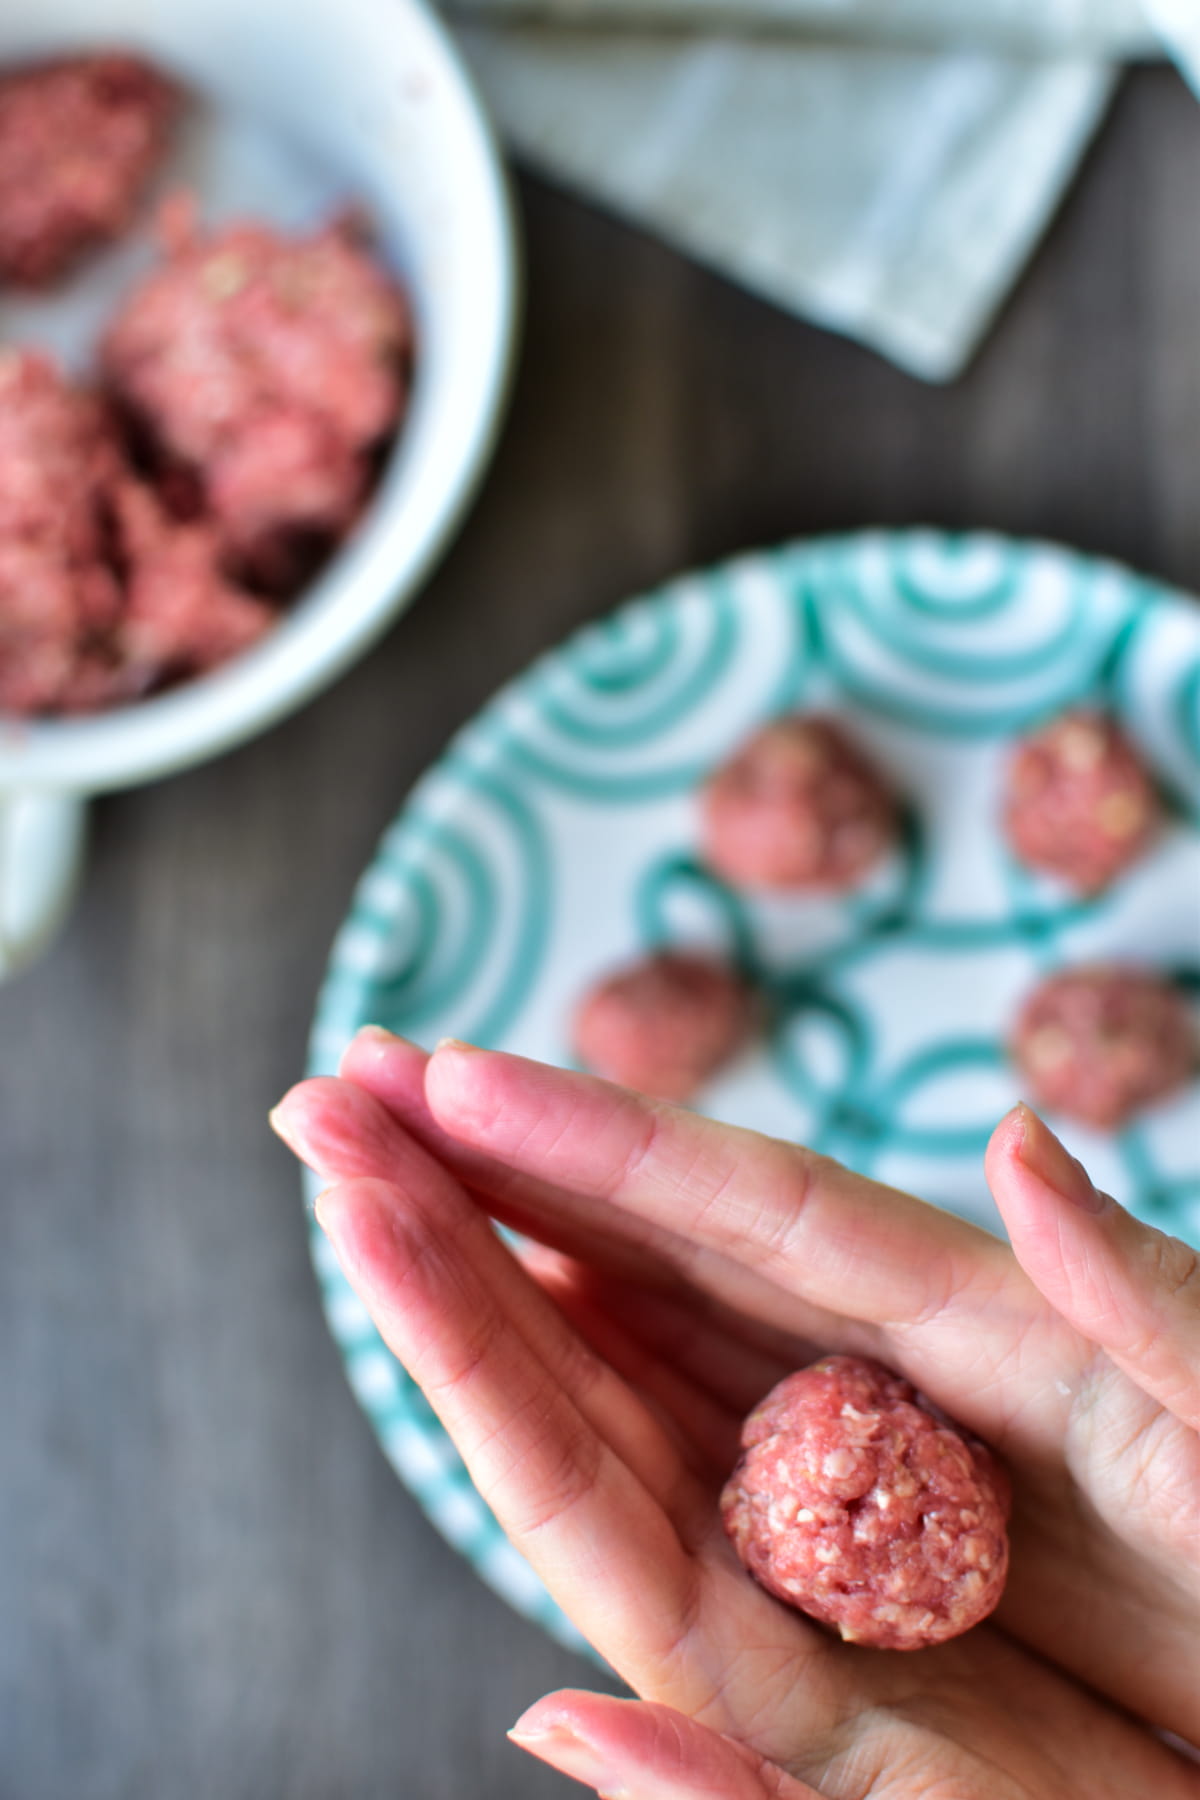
444;0;1193;380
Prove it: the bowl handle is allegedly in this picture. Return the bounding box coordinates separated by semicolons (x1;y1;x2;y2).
0;791;87;979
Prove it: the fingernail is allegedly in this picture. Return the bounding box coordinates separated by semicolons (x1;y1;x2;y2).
356;1024;397;1043
267;1101;291;1139
312;1187;334;1229
1014;1103;1107;1214
268;1094;307;1155
507;1723;628;1796
435;1036;481;1053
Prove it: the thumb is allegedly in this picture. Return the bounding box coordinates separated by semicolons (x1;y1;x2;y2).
986;1104;1200;1431
508;1689;824;1799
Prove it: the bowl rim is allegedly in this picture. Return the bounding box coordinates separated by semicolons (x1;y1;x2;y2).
0;0;520;796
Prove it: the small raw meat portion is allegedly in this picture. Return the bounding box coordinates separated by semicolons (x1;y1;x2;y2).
0;348;273;715
702;716;897;891
0;54;179;287
573;951;755;1102
102;215;413;591
721;1356;1010;1652
107;475;275;693
1012;965;1196;1130
1003;711;1160;893
0;350;125;713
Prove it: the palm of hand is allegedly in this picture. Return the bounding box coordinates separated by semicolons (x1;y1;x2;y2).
272;1036;1200;1797
497;1256;1198;1800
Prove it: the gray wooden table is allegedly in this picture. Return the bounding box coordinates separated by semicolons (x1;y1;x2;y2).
3;66;1198;1800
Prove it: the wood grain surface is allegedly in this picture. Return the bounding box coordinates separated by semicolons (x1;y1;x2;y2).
2;65;1198;1800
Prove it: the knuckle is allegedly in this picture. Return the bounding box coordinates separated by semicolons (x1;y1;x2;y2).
504;1404;604;1540
1143;1227;1200;1310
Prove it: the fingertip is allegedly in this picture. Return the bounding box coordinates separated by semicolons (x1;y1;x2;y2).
993;1103;1106;1218
310;1175;408;1275
268;1079;325;1155
509;1688;596;1742
424;1037;497;1130
339;1024;424;1081
987;1101;1026;1158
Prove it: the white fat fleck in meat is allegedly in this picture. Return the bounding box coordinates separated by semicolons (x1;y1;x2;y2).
822;1448;861;1481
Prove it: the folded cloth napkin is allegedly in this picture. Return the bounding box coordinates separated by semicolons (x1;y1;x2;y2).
445;0;1196;380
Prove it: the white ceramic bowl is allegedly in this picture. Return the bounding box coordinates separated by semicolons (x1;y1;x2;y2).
0;0;517;973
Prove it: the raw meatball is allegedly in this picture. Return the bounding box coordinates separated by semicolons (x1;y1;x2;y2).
1003;711;1160;893
721;1357;1010;1651
102;214;413;591
573;951;754;1102
702;716;897;891
0;348;272;715
1011;965;1196;1130
0;54;179;287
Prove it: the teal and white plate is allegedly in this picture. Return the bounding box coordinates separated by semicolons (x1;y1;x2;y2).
305;530;1200;1654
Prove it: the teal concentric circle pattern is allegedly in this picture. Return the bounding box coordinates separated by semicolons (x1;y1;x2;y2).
306;530;1200;1656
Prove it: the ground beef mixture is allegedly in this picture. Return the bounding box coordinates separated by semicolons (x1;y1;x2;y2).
573;950;755;1102
1011;964;1197;1130
0;180;412;715
702;716;897;891
0;54;179;287
101;212;413;593
721;1356;1010;1651
1003;711;1161;893
0;349;272;713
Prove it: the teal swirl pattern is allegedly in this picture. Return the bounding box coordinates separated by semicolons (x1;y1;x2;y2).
306;531;1200;1653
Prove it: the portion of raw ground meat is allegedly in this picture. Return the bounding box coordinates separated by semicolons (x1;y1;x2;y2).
102;214;413;591
0;349;272;714
0;54;179;286
721;1356;1010;1651
572;951;755;1102
1011;964;1197;1130
1003;711;1161;892
702;715;897;891
0;349;126;713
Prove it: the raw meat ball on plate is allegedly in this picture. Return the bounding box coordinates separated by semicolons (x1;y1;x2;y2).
702;715;897;892
1011;964;1196;1131
572;950;755;1103
1003;710;1161;893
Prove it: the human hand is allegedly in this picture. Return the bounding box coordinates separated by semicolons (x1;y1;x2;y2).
272;1033;1200;1793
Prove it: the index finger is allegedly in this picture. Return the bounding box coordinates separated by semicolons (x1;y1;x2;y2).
424;1042;1020;1335
420;1044;1085;1447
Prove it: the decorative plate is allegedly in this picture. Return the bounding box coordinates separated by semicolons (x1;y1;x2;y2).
305;530;1200;1655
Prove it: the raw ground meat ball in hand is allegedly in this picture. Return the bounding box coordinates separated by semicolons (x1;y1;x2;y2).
102;214;413;592
720;1356;1010;1651
0;54;179;287
1011;965;1197;1131
572;951;755;1102
1003;710;1161;892
701;715;897;891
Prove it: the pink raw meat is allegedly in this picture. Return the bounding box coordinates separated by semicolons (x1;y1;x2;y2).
572;951;755;1102
102;214;412;590
1011;964;1196;1130
0;350;125;713
702;716;897;892
0;349;273;715
0;54;179;287
1003;711;1160;893
721;1356;1010;1651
